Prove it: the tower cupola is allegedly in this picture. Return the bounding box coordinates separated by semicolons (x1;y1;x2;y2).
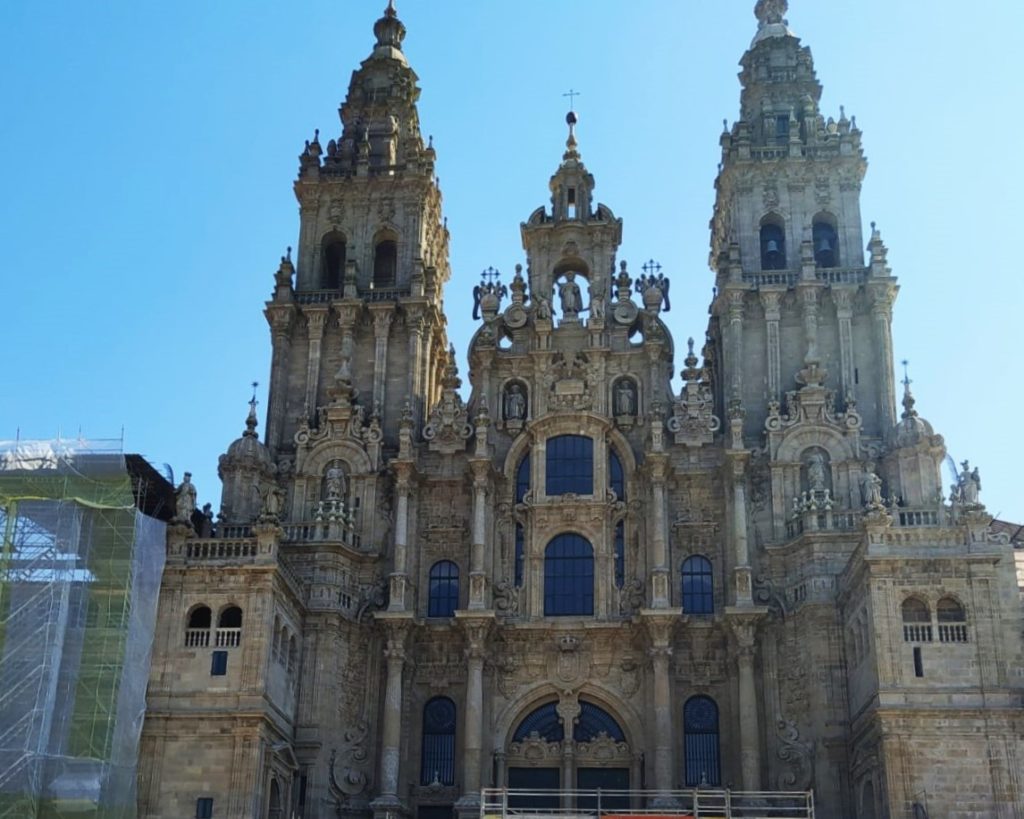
549;112;595;223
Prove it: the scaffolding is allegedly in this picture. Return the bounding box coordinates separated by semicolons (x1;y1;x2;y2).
0;440;166;818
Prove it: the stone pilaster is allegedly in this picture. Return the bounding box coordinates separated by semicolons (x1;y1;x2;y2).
869;285;898;436
833;288;855;401
726;289;745;400
454;615;494;819
647;454;670;608
726;608;768;791
303;306;329;415
371;308;394;411
642;612;678;805
729;455;753;604
468;459;490;609
760;290;781;403
371;615;413;817
264;305;295;450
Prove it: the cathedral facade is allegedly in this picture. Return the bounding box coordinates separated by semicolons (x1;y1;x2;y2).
138;3;1024;818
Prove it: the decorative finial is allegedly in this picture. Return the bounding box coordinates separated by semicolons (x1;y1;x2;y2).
901;359;911;388
285;246;292;262
754;0;788;26
386;0;396;15
245;382;260;436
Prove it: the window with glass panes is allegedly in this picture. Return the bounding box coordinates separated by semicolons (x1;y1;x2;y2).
545;436;593;495
544;534;594;615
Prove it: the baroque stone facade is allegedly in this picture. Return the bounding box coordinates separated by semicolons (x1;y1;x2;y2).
139;4;1024;818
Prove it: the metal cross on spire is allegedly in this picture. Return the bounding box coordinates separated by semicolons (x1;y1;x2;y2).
642;259;663;276
901;359;911;388
563;88;581;112
250;381;260;408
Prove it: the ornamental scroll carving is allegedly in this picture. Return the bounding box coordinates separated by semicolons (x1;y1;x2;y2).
329;719;372;800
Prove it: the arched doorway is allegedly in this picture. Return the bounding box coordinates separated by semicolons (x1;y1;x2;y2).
505;699;633;810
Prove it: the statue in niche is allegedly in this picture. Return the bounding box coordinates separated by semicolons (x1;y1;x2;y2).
805;451;829;493
615;380;637;417
504;383;527;421
324;463;347;502
559;271;582;317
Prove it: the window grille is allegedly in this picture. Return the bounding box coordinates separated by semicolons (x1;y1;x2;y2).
514;524;524;587
574;701;625;742
614;521;625;589
682;555;714;615
512;702;564;742
683;696;721;787
545;436;593;495
420;697;456;785
427;561;459;618
544;534;594;616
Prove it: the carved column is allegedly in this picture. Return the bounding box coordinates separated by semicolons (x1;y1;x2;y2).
870;286;898;436
468;460;490;609
389;464;412;611
644;615;677;805
833;289;855;401
726;290;745;400
407;310;424;413
371;620;411;815
648;455;670;608
730;456;752;604
455;617;492;817
265;306;294;450
371;309;394;412
799;286;820;364
727;613;766;791
760;291;782;404
303;307;329;416
556;695;581;810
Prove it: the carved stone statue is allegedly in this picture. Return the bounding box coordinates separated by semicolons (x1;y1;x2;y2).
262;484;286;520
615;380;637;417
559;272;582;317
325;464;346;501
175;472;197;522
805;451;828;492
861;465;884;509
535;294;551;321
958;460;982;505
504;383;526;421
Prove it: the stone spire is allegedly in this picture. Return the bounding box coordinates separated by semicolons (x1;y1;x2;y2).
752;0;794;43
372;0;407;58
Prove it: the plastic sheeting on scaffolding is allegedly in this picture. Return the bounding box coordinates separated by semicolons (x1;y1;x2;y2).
0;440;167;818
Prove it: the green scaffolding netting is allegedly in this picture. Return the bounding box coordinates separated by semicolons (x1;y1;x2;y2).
0;443;166;819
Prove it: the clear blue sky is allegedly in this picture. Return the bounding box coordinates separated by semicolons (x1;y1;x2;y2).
0;1;1021;522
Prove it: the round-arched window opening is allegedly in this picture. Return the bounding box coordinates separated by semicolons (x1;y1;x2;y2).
373;239;397;288
760;221;787;270
813;218;839;268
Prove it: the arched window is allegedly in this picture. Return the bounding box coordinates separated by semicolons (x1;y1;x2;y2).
614;521;625;589
268;779;283;819
901;598;932;643
544;534;594;616
609;448;625;500
512;701;564;742
420;697;456;785
514;523;525;587
321;234;347;289
287;635;298;673
574;701;625;742
185;605;212;647
812;217;839;268
760;220;786;270
516;454;530;503
683;695;721;787
937;597;968;643
682;556;714;615
216;605;243;648
427;560;459;618
546;435;593;495
373;239;397;288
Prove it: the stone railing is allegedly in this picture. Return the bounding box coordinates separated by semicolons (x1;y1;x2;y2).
895;508;942;527
282;521;360;549
184;628;210;648
815;267;869;285
185;539;258;561
785;509;859;540
295;286;411;305
938;623;969;643
903;623;932;643
743;270;799;287
215;627;242;648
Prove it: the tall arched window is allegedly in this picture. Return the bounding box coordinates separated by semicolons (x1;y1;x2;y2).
901;598;932;643
321;234;347;289
516;454;530;503
812;217;839;268
682;555;714;615
420;697;456;785
609;448;625;500
937;597;968;643
373;239;397;287
544;534;594;616
683;695;721;787
546;435;593;495
216;605;243;648
614;520;625;589
760;220;786;270
427;560;459;617
185;605;212;647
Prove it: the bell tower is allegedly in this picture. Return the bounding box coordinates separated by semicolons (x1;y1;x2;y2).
262;0;451;471
708;0;899;445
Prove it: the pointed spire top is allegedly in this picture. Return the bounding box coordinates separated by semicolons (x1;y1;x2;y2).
244;382;260;437
900;360;917;418
564;110;580;160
